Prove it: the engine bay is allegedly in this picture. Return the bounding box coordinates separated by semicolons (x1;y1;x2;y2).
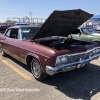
35;37;94;50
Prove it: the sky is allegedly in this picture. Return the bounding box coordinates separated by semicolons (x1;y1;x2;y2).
0;0;100;22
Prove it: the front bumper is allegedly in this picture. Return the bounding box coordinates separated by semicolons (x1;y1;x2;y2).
46;53;100;75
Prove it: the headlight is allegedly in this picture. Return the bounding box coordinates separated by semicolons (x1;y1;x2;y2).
61;56;67;63
56;55;68;66
93;50;96;54
95;48;100;54
95;49;99;53
56;57;61;65
92;48;100;55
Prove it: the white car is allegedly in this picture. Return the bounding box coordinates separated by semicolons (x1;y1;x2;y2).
93;22;100;32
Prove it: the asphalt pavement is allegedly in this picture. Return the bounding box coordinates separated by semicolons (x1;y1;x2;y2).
0;55;100;100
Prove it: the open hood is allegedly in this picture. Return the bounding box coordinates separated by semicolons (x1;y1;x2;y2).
32;9;93;39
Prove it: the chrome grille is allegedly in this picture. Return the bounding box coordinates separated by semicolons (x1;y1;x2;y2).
67;51;93;63
68;55;79;63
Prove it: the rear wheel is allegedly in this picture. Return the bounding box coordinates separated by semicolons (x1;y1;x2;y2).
31;58;48;81
0;46;7;56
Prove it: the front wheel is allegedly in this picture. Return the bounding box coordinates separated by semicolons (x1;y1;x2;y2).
0;46;7;56
31;58;48;81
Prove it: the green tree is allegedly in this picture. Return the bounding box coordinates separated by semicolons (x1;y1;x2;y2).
5;20;17;23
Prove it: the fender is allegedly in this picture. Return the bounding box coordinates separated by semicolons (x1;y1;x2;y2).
25;52;40;63
25;52;46;72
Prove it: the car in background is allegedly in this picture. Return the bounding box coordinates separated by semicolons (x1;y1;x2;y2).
14;22;28;25
0;24;12;33
72;27;100;42
92;22;100;32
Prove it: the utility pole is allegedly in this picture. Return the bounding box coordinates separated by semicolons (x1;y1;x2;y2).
29;11;33;24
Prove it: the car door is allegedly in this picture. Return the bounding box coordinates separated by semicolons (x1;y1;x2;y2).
3;28;21;60
78;33;92;41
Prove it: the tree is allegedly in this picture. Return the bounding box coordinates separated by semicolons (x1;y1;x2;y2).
4;20;17;23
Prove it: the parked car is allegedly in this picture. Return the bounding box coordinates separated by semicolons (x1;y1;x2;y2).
0;24;12;33
14;21;28;25
72;27;100;41
0;9;100;81
92;22;100;32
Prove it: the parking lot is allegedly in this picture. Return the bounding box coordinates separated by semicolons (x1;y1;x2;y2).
0;54;100;100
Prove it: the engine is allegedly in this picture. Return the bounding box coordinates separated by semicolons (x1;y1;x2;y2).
36;37;93;50
49;39;66;49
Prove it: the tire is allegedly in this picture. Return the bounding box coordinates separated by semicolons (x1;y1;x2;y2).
31;58;48;81
0;46;7;56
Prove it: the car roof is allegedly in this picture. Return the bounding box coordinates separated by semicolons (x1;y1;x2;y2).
9;25;41;29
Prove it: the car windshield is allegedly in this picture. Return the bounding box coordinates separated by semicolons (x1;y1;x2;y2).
81;28;97;34
21;27;40;40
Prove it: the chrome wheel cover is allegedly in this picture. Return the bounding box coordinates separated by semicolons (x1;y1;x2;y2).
31;59;41;78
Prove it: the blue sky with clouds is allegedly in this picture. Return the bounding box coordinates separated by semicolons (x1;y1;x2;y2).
0;0;100;22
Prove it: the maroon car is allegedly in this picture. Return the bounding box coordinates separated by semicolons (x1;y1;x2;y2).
0;9;100;81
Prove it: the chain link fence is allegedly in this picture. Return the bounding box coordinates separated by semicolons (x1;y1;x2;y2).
7;17;46;25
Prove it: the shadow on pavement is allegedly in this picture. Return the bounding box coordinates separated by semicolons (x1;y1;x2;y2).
7;55;31;73
5;55;100;100
42;63;100;100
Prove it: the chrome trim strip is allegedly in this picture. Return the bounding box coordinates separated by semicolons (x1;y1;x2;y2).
46;53;100;75
3;49;26;64
58;46;100;57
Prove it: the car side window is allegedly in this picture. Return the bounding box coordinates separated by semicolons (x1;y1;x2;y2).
5;29;11;37
5;29;19;39
9;29;19;39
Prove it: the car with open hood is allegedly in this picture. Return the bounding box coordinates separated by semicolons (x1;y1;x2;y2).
0;9;100;81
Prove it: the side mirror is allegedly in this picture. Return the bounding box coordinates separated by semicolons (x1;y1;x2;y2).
77;33;81;37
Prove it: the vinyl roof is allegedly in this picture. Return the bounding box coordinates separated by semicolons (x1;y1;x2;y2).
9;25;41;29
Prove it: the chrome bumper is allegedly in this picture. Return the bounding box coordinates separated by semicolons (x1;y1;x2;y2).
46;54;100;75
